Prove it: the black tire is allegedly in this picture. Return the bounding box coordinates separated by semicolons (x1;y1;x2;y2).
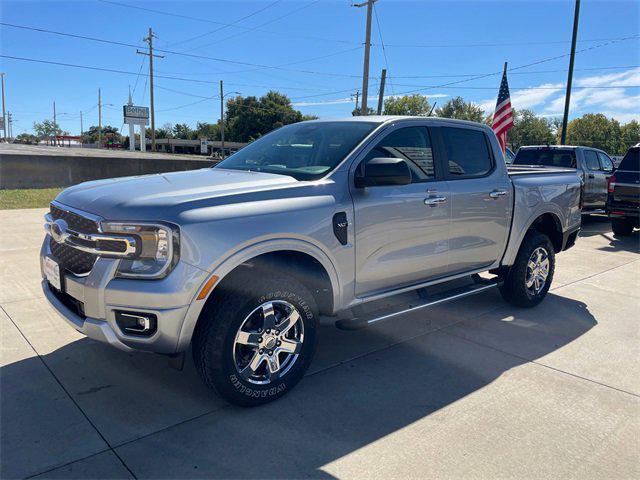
192;270;318;407
611;217;635;236
499;231;555;308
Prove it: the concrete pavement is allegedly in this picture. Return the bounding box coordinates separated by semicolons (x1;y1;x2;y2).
1;210;638;479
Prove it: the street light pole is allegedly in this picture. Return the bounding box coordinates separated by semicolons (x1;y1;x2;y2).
561;0;581;144
220;80;225;160
98;88;102;148
0;73;6;141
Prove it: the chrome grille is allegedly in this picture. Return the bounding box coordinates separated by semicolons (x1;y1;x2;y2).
48;203;100;275
50;204;99;234
49;237;98;275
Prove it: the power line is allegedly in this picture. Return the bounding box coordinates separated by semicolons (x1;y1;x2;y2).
4;22;637;81
166;0;283;49
390;65;640;79
0;22;364;78
373;3;394;94
391;34;640;96
97;0;354;46
383;36;640;48
182;0;322;53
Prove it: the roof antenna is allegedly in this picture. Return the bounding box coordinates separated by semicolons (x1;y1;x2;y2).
428;102;437;117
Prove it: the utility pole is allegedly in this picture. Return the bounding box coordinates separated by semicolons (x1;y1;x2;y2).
377;68;386;115
220;80;225;160
1;73;7;141
80;111;83;148
53;101;57;145
353;0;375;116
137;27;164;152
98;88;102;148
561;0;581;145
352;90;360;114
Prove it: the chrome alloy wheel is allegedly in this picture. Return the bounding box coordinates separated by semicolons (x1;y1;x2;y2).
232;301;304;385
526;246;550;295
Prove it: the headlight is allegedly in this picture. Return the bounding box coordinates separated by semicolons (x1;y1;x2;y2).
100;222;180;279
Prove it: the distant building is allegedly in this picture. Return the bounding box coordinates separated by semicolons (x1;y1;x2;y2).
147;138;247;156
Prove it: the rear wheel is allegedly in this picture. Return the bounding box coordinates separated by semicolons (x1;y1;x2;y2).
611;217;635;236
192;271;318;407
499;231;555;308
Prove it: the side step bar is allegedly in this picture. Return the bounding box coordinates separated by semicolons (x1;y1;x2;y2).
335;278;501;331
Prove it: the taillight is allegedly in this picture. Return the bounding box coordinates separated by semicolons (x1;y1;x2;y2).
607;175;617;193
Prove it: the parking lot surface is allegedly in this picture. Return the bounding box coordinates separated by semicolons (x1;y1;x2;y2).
1;209;638;479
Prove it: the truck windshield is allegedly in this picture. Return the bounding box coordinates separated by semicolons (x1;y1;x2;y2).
513;148;577;168
215;121;378;180
618;147;639;171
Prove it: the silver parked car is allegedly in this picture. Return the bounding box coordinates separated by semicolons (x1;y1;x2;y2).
41;117;582;406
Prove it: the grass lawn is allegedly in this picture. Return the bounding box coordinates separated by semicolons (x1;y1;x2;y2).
0;188;63;209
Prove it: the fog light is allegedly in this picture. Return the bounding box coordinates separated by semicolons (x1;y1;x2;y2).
115;310;157;336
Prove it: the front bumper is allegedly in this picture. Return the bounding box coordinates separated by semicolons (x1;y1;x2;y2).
40;235;209;354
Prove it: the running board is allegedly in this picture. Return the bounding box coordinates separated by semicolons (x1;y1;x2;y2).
335;279;500;331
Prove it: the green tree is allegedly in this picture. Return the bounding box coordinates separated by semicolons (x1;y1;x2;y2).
226;91;307;142
508;109;555;150
15;133;39;144
352;106;375;116
195;122;221;140
566;113;625;154
436;96;486;122
383;94;431;116
173;123;194;139
82;125;122;145
621;120;640;150
33;119;63;145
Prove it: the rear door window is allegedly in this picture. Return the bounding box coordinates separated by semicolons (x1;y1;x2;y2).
440;127;493;178
584;150;601;171
513;149;576;168
597;152;614;172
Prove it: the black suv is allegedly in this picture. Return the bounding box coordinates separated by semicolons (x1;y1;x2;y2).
607;145;639;236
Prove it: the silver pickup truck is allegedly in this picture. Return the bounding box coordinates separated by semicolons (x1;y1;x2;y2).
41;117;582;406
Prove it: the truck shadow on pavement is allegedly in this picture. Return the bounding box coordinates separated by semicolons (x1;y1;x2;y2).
579;215;639;255
2;291;597;478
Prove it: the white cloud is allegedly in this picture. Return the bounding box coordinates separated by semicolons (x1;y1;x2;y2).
478;68;639;123
480;83;564;112
575;67;640;88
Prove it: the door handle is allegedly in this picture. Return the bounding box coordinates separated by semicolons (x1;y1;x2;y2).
424;196;447;206
489;190;507;199
588;174;595;179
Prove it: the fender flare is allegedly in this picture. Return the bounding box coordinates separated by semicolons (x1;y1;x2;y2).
175;238;342;352
502;205;564;267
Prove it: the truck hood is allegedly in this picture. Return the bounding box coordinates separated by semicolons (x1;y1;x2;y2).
55;168;299;220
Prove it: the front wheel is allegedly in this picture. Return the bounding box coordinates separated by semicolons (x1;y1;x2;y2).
499;231;555;308
192;271;318;407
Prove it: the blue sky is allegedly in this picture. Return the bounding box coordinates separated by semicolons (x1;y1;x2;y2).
1;0;638;136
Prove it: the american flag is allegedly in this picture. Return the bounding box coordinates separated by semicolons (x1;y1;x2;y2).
492;65;513;153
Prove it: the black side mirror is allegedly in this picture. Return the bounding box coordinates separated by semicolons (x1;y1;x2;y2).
355;157;411;188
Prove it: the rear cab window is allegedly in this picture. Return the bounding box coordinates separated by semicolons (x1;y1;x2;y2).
440;127;493;178
618;147;639;171
513;148;577;168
